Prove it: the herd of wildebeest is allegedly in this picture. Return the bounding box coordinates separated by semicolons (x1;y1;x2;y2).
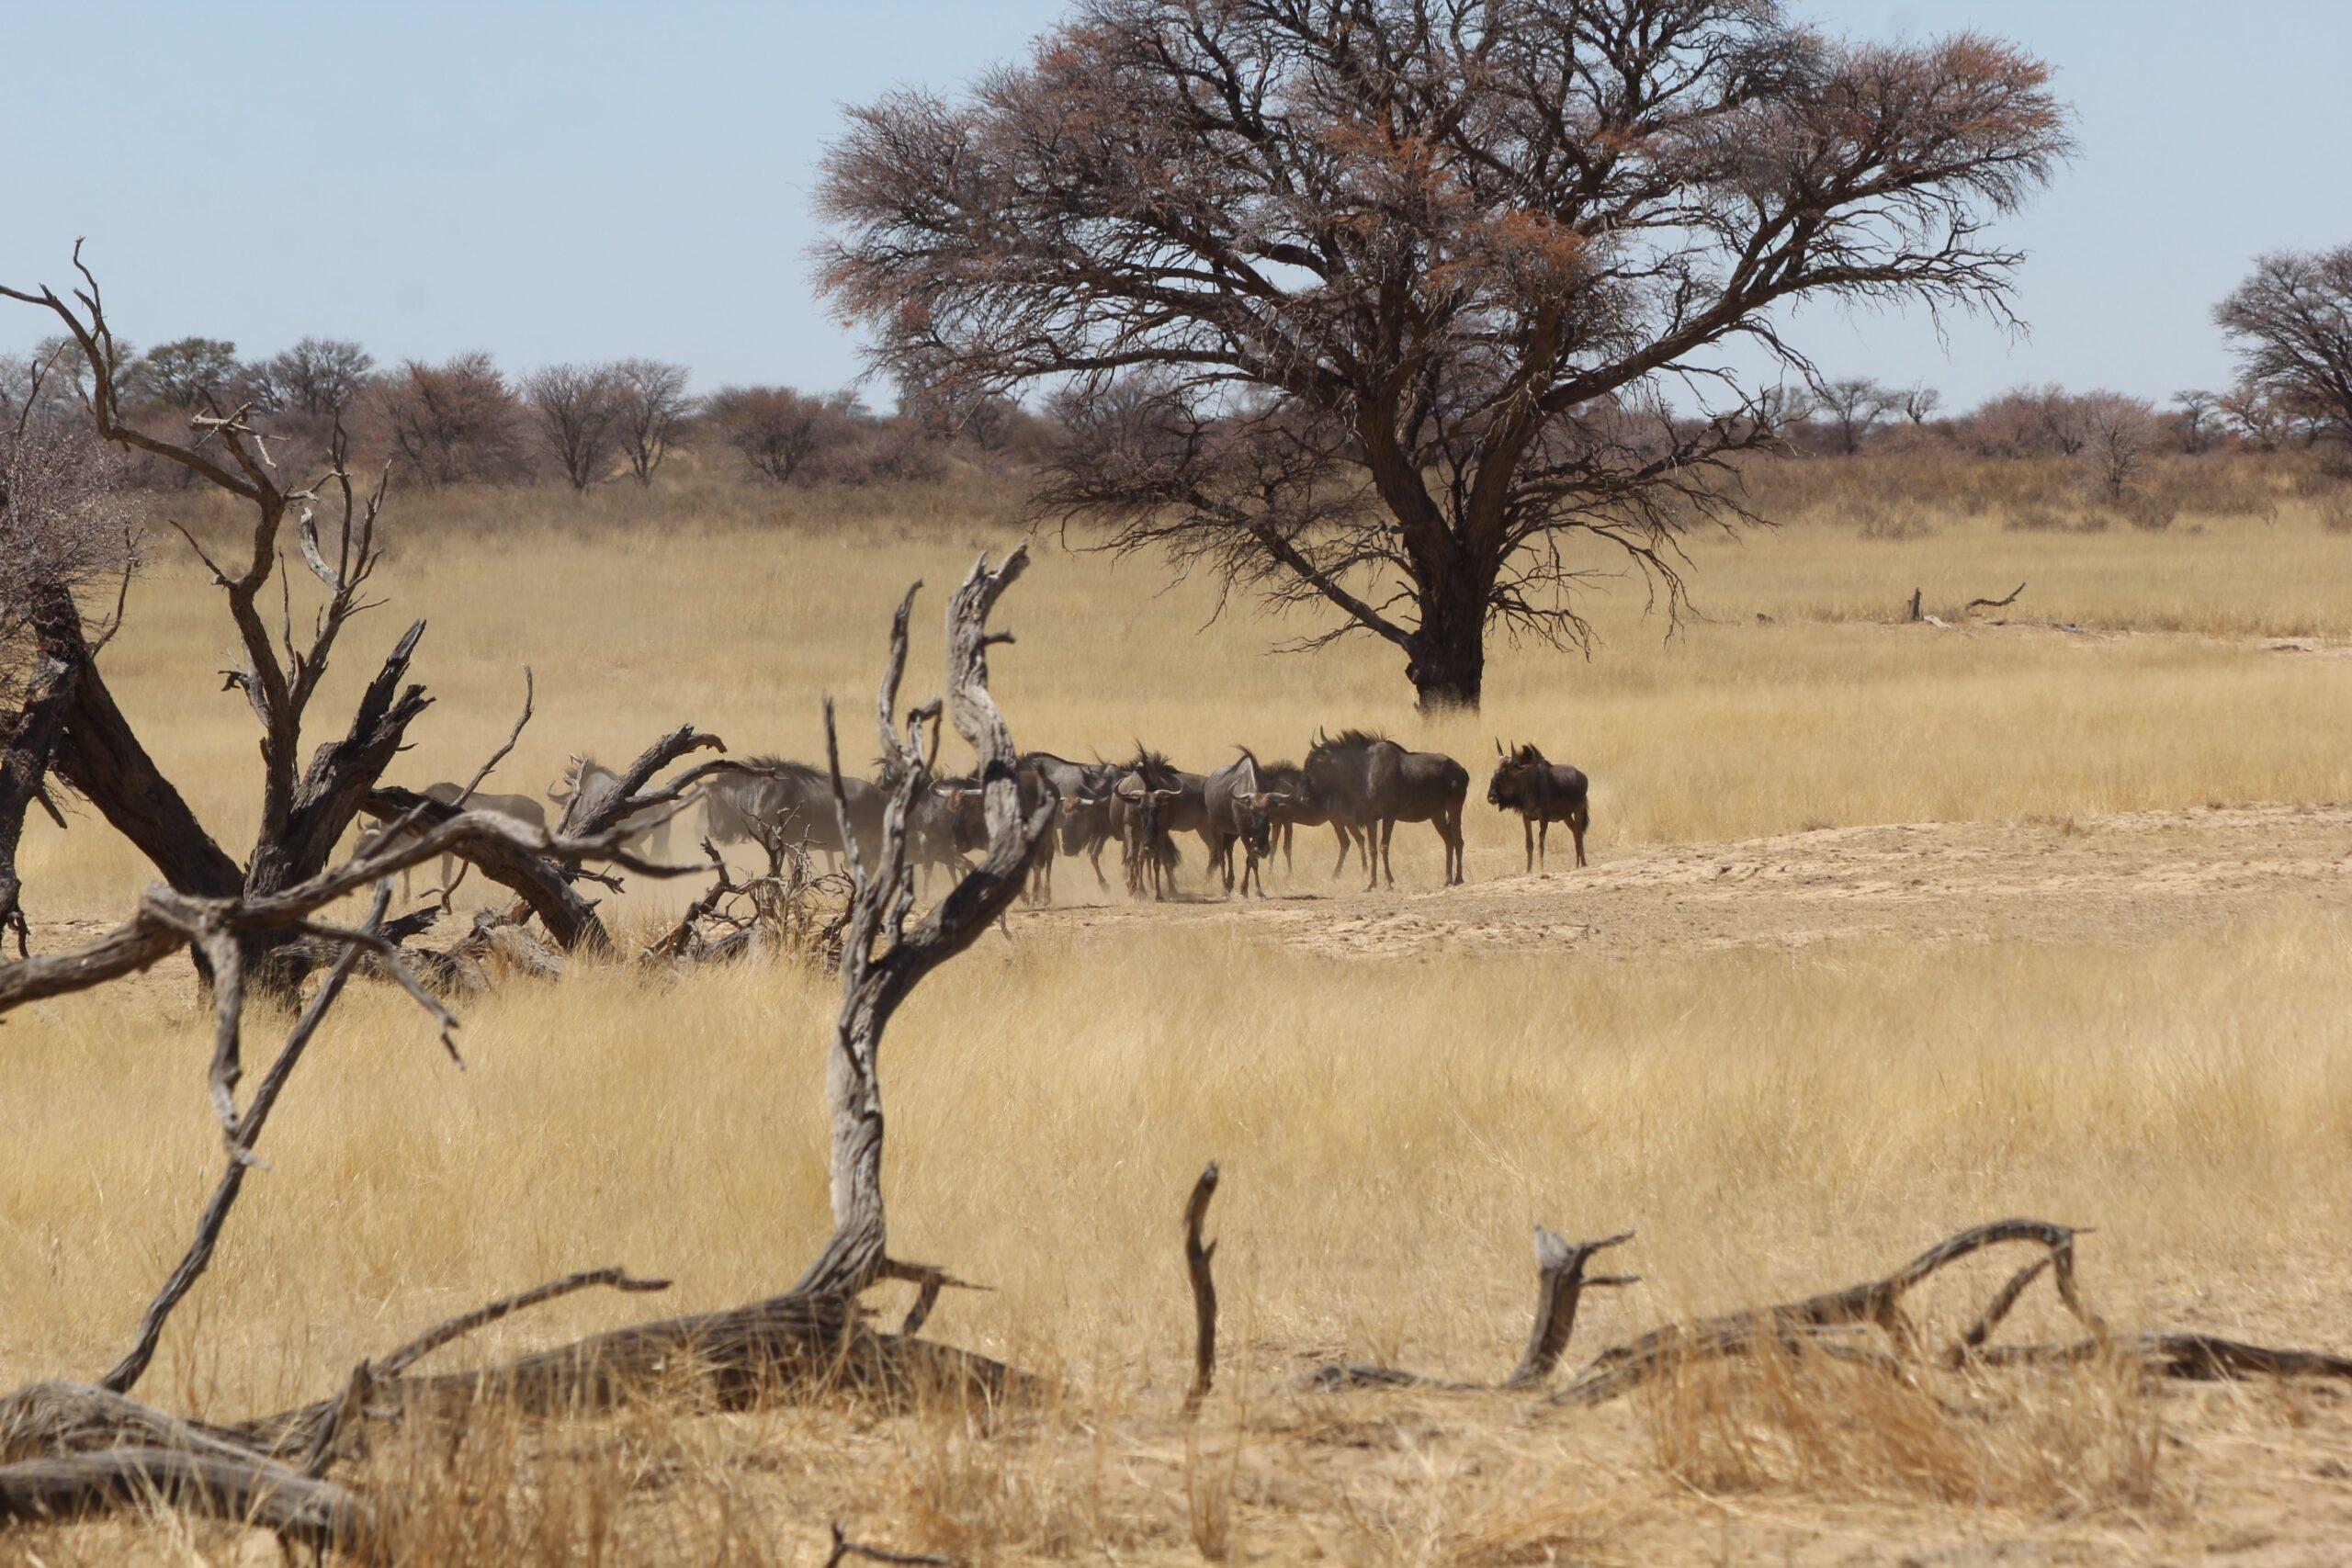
380;731;1593;904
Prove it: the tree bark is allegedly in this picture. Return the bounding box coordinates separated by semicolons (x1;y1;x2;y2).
1407;604;1486;712
0;649;78;944
50;652;243;900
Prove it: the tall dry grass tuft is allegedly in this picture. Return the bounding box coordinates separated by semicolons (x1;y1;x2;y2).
1639;1348;2170;1517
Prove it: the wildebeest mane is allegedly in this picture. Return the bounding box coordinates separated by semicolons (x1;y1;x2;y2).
1308;727;1390;761
1125;742;1182;787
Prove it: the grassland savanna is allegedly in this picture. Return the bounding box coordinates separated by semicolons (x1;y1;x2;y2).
4;458;2350;1563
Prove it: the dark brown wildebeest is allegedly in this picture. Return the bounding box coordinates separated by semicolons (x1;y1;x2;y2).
1203;748;1292;898
1022;750;1120;897
1106;747;1206;898
360;781;548;897
1113;774;1184;899
1303;728;1469;889
1488;741;1590;872
933;758;1061;900
1255;757;1365;877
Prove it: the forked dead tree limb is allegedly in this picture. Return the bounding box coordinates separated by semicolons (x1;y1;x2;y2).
1509;1230;1638;1390
1556;1218;2101;1405
1300;1224;1637;1393
1291;1216;2352;1409
1182;1162;1220;1417
793;547;1057;1306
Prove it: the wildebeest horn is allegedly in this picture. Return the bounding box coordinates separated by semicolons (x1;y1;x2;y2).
1150;786;1182;800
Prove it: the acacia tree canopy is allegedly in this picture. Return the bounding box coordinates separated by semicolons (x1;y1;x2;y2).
2215;247;2352;446
818;0;2071;708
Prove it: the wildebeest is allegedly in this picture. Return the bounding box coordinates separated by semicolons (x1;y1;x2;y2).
549;756;676;861
1203;749;1291;898
1115;775;1185;899
1488;741;1590;872
1020;750;1119;896
932;759;1060;898
1107;747;1207;898
1303;729;1469;888
360;781;548;896
702;756;880;866
1254;757;1364;877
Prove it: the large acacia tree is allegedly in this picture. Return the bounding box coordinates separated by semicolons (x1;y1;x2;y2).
2214;246;2352;446
818;0;2071;708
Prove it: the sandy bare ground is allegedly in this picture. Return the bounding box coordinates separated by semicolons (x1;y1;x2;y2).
1023;801;2352;960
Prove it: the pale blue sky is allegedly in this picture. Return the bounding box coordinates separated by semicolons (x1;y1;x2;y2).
4;1;2345;409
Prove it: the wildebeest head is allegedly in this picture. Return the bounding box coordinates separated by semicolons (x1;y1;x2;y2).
1488;740;1546;807
930;779;988;853
1224;750;1290;859
1055;760;1120;853
547;754;604;821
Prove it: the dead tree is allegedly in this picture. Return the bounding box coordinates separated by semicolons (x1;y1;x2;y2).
2;249;427;993
0;547;1054;1556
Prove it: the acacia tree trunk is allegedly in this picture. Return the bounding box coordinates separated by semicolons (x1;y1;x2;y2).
1406;554;1490;713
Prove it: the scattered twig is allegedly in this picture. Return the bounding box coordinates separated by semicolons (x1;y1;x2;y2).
824;1519;954;1566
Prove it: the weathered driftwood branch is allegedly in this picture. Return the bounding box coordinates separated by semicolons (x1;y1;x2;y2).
1556;1218;2098;1406
1182;1162;1220;1416
5;249;458;998
1555;1219;2352;1406
0;1445;374;1558
1965;581;2029;614
1290;1216;2352;1409
1974;1333;2352;1382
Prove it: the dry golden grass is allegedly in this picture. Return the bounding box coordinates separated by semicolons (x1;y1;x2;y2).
6;466;2352;1562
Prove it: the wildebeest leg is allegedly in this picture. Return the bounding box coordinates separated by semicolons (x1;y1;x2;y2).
1523;815;1534;874
1572;803;1589;868
1332;824;1352;878
1537;817;1548;872
1089;839;1109;891
1279;821;1294;874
